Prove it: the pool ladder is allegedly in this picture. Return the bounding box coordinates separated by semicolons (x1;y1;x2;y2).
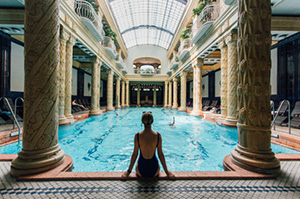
271;100;291;134
0;97;22;144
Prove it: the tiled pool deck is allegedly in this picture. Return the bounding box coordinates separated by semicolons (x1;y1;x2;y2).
1;160;300;198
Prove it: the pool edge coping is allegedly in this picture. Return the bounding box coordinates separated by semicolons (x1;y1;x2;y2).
1;154;300;181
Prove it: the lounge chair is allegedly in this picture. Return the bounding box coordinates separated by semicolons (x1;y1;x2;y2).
290;101;300;128
202;100;210;108
273;102;288;126
203;100;218;111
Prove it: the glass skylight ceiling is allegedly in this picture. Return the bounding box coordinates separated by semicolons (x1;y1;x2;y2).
108;0;187;50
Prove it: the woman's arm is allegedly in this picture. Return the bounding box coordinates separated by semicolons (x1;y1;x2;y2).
157;134;175;178
122;134;139;177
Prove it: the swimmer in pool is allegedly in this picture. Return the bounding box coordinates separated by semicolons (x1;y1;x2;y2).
121;111;175;179
168;117;175;127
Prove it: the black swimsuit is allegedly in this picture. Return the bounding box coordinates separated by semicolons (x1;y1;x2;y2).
137;132;159;177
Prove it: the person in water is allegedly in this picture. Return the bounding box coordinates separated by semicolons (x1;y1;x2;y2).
122;111;175;179
168;117;175;127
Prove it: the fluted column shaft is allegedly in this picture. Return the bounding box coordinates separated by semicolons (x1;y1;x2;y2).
164;81;168;107
230;0;280;175
225;30;238;125
58;26;67;122
97;62;101;109
137;84;141;106
153;85;157;106
126;80;129;106
179;71;187;111
191;58;203;116
168;81;172;107
90;57;100;114
121;80;125;106
64;35;76;119
219;41;228;120
116;76;121;108
172;78;178;109
107;70;114;110
11;0;65;177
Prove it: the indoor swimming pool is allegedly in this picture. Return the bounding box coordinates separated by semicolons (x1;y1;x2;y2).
0;107;299;172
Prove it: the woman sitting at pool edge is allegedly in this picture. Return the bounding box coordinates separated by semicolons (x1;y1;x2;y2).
121;111;175;179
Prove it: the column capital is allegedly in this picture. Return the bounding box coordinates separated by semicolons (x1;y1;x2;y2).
91;56;100;65
173;77;178;82
225;29;238;44
180;70;187;77
67;34;76;46
59;25;69;41
218;39;227;49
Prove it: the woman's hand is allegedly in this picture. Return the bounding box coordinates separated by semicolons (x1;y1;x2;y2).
121;170;130;178
166;170;175;179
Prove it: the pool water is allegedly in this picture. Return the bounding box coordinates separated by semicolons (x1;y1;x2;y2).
0;107;299;172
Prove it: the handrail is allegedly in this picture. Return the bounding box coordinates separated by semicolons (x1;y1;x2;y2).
13;97;24;129
271;100;291;134
270;100;274;121
0;97;22;144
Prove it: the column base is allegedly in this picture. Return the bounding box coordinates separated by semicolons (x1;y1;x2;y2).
89;109;101;115
107;107;115;111
116;106;122;109
172;106;178;109
65;114;74;120
11;144;65;177
178;107;187;111
230;145;280;176
190;109;203;116
223;116;238;127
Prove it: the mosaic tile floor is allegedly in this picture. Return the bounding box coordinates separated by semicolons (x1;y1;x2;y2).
0;161;300;198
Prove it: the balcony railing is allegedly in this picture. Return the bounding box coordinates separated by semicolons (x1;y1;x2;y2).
134;68;161;75
191;4;220;44
177;38;192;61
74;0;104;41
116;53;125;69
102;36;118;59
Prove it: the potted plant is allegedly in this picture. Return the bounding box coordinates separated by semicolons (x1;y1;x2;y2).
175;56;179;62
104;28;117;46
180;28;190;39
84;0;99;13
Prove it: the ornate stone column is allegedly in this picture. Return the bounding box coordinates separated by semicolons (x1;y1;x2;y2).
121;80;125;106
107;70;114;111
178;70;187;111
191;58;203;116
97;62;101;110
219;40;228;121
90;57;101;115
168;81;172;107
225;30;238;125
172;78;178;109
164;81;168;107
64;34;76;120
116;76;121;108
137;84;141;106
153;85;157;106
230;0;280;175
58;26;68;122
11;0;65;177
126;80;130;107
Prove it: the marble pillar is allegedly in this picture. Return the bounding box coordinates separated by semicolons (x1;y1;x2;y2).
58;26;68;122
11;0;65;177
172;78;178;109
164;81;168;107
64;35;76;120
97;62;101;110
153;85;157;106
225;30;238;125
168;81;172;108
191;58;203;116
219;40;228;120
230;0;280;175
121;80;125;107
107;70;114;111
137;84;141;106
126;80;130;107
116;76;121;108
90;57;101;115
178;71;187;111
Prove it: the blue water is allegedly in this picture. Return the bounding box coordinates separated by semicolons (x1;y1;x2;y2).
0;107;299;172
